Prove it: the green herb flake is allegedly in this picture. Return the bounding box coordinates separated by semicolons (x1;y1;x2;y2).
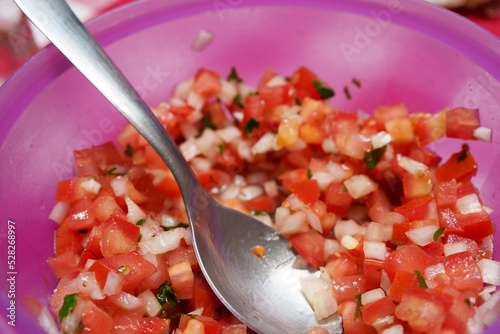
83;249;99;260
76;229;88;234
117;266;127;273
363;145;387;170
391;240;406;246
341;187;347;193
465;298;472;308
352;78;362;88
227;66;243;82
233;94;244;108
82;282;87;288
125;144;134;158
138;234;143;243
250;210;268;216
99;167;118;176
354;294;362;320
219;143;225;155
198;112;216;137
58;294;78;323
457;149;468;162
433;227;446;242
415;270;428;288
135;219;146;226
312;80;335;99
157;281;179;318
161;223;189;232
248;91;259;95
307;168;313;179
244;118;260;137
295;97;302;106
75;322;85;332
344;86;351;100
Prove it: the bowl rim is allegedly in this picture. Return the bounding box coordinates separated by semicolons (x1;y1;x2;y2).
1;0;500;333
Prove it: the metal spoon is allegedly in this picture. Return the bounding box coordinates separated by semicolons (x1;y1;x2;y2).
14;1;342;332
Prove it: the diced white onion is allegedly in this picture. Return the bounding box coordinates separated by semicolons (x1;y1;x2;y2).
81;178;101;194
372;131;393;149
233;111;244;123
238;185;264;201
110;291;145;310
334;219;363;241
187;91;205;111
373;316;396;332
319;267;332;283
138;289;163;317
68;272;104;300
186;109;203;123
483;205;494;214
321;137;339;154
324;161;345;182
405;225;439;247
287;194;306;211
444;242;468;257
456;193;483;214
365;222;385;242
125;196;147;224
381;324;404;334
237;82;254;101
170;96;186;107
111;175;129;197
276;211;308;235
300;277;338;320
424;263;445;281
380;270;392;293
190;157;212;173
384;212;408;225
38;306;59;334
196;128;222;158
361;288;386;305
324;239;341;259
174;77;194;99
216;126;242;143
180;121;199;140
344;174;377;199
474;126;491;142
184;227;193;246
253;214;273;227
263;180;279;197
251;132;279;155
302;208;323;233
397;155;428;177
189;307;205;316
477;258;500;285
266;75;288;87
312;172;335;192
179;137;201;161
220;184;240;202
48;201;70;224
193;29;213;51
237;140;253;161
218;79;238;105
363;241;387;260
476;289;500;327
139;228;186;255
341;235;359;250
292;255;311;270
427;200;438;219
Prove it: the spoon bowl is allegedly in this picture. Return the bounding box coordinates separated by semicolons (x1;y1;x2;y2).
13;0;340;332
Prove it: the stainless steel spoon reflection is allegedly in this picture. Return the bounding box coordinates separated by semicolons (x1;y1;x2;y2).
14;0;343;332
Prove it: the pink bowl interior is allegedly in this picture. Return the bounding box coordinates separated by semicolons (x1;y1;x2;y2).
1;0;500;332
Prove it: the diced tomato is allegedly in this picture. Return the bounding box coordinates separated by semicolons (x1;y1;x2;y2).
385;245;437;281
288;66;323;100
165;246;200;271
204;101;229;127
78;235;104;268
288;230;325;268
189;273;224;318
242;195;276;213
81;301;113;334
331;275;366;304
300;98;328;124
88;260;114;290
442;252;483;293
445;235;479;258
288;179;320;207
343;321;378;334
365;188;391;224
100;217;140;257
421;242;444;258
197;170;231;192
456;181;477;198
407;144;442;168
363;259;385;290
74;142;123;177
55;221;83;256
395;287;446;333
192;316;221;334
192;70;222;98
434;145;478;183
259;84;290;112
279;168;309;192
49;273;80;314
130;172;168;213
55;177;89;201
325;252;358;278
47;252;78;278
434;286;476;333
445;107;480;140
242;94;266;134
322;182;353;217
156;173;182;198
394;196;433;221
385;117;414;145
411;110;446;145
306;327;329;334
402;171;432;201
64;196;97;231
360;297;396;325
111;311;170;334
168;261;194;299
91;195;127;223
391;219;439;244
257;68;278;90
325;111;359;136
388;271;418;303
477;236;494;261
338;132;371;161
434;179;457;208
282;147;313;169
374;104;409;130
100;251;156;291
455;209;494;240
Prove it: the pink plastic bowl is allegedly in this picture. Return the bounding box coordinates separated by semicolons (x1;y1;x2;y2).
1;0;500;332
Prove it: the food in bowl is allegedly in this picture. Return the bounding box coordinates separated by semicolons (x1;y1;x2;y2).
43;66;498;334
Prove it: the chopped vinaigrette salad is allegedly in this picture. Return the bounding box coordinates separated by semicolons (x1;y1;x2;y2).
42;65;500;334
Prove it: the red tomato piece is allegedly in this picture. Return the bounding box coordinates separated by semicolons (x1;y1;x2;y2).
433;179;457;208
288;230;325;268
288;179;320;207
391;219;438;244
282;147;314;169
279;168;309;193
363;259;385;290
385;245;437;281
445;107;480;140
55;221;83;256
156;173;181;198
168;261;194;300
365;188;391;224
100;217;140;257
55;177;89;201
197;170;231;192
189;273;224;318
395;287;446;333
100;251;156;291
434;145;478;183
388;271;418;303
394;196;433;221
288;66;322;100
112;311;170;334
81;301;113;334
64;196;97;231
259;84;290;112
360;297;396;325
165;246;200;271
331;275;366;304
374;104;409;130
91;195;127;223
442;252;483;293
455;209;494;240
242;94;266;134
78;235;103;268
74;142;123;177
192;70;222;98
411;110;446;146
47;252;78;278
322;182;353;217
325;252;358;278
402;171;432;201
242;196;276;213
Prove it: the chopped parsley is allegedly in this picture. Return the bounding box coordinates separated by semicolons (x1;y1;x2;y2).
59;294;77;323
363;145;387;170
117;266;127;273
344;86;351;100
341;187;348;193
227;66;243;82
250;210;269;216
433;227;446;241
465;298;472;308
233;94;244;108
352;77;362;88
125;144;133;158
295;97;302;106
135;219;146;226
390;240;405;246
161;223;189;231
219;143;225;155
307;168;313;179
199;112;216;135
76;229;88;234
98;167;118;176
457;149;468;162
138;234;143;243
157;281;178;318
248;91;259;95
415;270;428;288
244;118;260;136
354;294;362;320
312;80;335;99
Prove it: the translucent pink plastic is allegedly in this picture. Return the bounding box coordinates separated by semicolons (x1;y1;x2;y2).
1;0;500;332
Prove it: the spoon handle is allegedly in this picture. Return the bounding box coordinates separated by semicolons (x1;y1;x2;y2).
14;0;207;204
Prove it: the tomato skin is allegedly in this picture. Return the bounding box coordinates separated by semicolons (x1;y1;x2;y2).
391;219;439;244
100;251;156;291
100;217;140;257
434;146;478;183
288;230;325;268
322;182;353;217
385;245;437;281
360;297;396;325
288;179;320;207
331;275;366;304
442;252;483;293
454;209;494;240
